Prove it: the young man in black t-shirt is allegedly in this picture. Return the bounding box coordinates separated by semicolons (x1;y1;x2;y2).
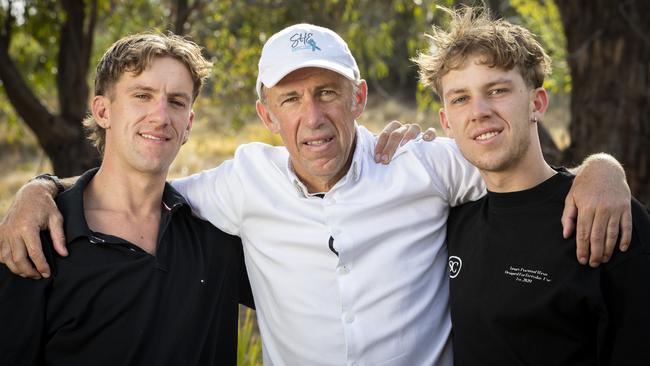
415;6;650;366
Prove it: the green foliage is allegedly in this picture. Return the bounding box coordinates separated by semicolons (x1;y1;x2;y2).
1;0;571;135
237;307;262;366
0;0;62;112
510;0;570;94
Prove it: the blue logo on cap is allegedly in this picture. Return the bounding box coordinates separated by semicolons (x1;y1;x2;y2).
290;32;321;52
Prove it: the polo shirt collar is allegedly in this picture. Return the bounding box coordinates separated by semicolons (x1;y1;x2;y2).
286;123;364;198
57;168;189;243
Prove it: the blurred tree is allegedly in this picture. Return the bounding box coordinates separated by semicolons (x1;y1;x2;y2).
0;0;100;176
189;0;457;128
555;0;649;203
0;0;192;176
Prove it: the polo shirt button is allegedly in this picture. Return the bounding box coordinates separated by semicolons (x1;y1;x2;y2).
344;313;355;323
337;265;350;275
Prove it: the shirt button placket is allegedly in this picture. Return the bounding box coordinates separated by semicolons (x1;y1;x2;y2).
324;193;357;363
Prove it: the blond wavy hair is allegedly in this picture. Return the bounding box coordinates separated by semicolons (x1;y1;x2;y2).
414;6;551;99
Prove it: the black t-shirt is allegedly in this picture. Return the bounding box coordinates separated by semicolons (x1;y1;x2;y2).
447;170;650;366
0;169;253;366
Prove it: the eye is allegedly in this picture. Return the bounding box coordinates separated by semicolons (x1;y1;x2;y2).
319;89;337;100
488;88;509;96
280;96;299;105
169;99;187;108
134;93;151;101
450;95;469;105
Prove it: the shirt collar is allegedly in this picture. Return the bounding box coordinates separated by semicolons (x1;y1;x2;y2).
286;123;364;198
56;168;189;243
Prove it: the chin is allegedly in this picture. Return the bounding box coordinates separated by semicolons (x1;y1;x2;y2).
468;155;511;173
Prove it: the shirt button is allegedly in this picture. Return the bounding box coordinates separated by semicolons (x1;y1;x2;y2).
337;265;350;275
344;313;355;323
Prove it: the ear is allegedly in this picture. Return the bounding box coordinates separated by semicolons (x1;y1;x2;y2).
438;108;454;137
182;110;195;145
91;95;110;129
256;100;281;133
352;79;368;119
531;87;549;122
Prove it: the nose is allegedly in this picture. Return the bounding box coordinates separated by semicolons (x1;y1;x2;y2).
469;96;492;122
300;97;325;129
148;98;172;126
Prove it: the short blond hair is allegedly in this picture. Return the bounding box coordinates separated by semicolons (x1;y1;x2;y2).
83;33;212;154
414;6;551;99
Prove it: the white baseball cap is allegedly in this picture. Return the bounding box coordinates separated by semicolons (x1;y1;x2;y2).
256;23;360;99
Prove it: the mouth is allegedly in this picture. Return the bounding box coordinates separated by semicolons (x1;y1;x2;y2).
304;137;334;146
139;133;170;142
473;128;502;142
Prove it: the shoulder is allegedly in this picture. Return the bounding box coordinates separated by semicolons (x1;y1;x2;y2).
449;197;485;223
604;198;650;269
541;169;576;206
398;137;473;175
410;136;462;154
233;142;288;163
173;208;243;246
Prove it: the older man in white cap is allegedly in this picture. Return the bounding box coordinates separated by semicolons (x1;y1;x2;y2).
174;24;481;365
0;23;632;366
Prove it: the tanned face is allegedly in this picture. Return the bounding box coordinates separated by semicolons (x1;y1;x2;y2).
93;57;195;177
256;67;367;192
439;56;547;178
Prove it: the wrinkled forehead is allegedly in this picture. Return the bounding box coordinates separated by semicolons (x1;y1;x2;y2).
263;67;352;100
277;67;348;86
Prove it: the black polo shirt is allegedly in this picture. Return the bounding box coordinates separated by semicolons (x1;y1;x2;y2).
0;168;253;366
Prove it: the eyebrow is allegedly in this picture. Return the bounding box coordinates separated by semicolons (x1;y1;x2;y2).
275;90;300;101
444;77;514;99
274;81;343;101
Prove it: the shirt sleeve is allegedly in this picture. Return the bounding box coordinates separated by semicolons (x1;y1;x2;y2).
599;199;650;365
171;158;243;236
412;137;486;207
0;232;53;365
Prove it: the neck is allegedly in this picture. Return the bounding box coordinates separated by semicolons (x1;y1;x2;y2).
84;164;167;216
300;167;350;194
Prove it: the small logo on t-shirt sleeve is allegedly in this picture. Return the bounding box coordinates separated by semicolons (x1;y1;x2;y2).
449;256;462;278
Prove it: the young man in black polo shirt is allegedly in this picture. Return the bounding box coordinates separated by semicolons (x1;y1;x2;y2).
415;6;650;366
0;33;252;365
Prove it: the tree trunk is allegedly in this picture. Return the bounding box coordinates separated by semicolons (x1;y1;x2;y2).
171;0;205;35
0;0;100;177
556;0;650;204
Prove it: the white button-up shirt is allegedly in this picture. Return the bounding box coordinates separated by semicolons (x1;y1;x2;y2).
172;125;484;366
